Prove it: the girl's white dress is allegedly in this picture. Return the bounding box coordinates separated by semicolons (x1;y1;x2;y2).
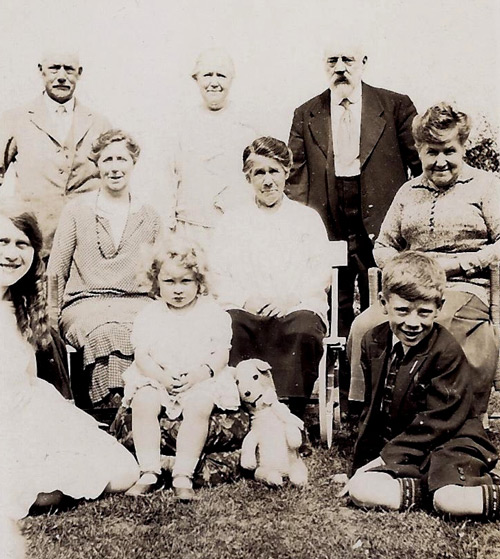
122;296;240;418
0;301;136;520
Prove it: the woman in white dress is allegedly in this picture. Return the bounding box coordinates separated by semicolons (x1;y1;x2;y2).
0;202;139;522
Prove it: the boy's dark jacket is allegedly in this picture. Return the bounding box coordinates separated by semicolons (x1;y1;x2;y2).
352;322;496;481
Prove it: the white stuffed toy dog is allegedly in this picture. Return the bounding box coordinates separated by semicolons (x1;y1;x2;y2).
234;359;308;487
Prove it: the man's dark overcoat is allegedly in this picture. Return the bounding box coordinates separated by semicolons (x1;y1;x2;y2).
287;83;422;240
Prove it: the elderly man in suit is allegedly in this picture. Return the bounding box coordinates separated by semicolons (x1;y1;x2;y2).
287;39;421;341
0;51;110;252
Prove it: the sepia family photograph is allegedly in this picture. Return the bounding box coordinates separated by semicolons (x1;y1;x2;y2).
0;0;499;557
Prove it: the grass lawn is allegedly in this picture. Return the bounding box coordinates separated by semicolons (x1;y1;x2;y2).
21;399;500;559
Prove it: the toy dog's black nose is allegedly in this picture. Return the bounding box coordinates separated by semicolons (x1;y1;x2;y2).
245;391;251;397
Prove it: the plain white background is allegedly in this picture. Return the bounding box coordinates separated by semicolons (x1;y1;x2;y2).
0;0;498;204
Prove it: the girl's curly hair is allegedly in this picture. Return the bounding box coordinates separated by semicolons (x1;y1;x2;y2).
2;203;51;350
136;234;210;299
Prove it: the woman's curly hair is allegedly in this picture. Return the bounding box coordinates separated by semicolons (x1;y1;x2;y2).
136;234;210;299
90;129;141;164
412;102;471;148
2;203;51;350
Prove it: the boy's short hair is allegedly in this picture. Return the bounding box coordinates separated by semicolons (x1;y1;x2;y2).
382;251;446;305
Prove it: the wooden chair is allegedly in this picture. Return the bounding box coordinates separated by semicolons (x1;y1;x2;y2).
47;276;94;410
318;241;348;448
49;246;349;436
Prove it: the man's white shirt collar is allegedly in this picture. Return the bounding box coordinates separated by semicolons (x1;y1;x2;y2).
43;92;75;114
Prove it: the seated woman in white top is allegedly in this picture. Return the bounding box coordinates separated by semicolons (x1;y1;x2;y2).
210;136;331;418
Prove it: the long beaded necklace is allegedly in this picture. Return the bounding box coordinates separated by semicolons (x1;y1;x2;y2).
95;191;131;259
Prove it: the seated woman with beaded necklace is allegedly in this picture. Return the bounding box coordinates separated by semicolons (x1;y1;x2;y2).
48;129;162;408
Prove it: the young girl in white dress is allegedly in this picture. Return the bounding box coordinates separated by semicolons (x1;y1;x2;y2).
122;236;240;500
0;203;140;525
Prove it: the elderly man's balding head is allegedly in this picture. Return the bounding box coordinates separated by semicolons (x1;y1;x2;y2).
38;50;82;104
191;48;235;111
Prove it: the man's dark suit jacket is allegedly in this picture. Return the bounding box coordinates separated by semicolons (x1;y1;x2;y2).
352;322;496;491
287;83;422;240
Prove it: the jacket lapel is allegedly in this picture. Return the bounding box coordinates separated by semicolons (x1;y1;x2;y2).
389;332;434;415
354;323;390;449
366;323;391;414
28;96;62;147
359;83;386;168
72;101;94;146
308;90;331;159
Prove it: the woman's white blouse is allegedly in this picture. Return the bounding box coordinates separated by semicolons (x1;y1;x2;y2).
210;196;331;322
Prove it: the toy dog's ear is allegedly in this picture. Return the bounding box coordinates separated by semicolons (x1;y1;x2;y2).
253;359;272;374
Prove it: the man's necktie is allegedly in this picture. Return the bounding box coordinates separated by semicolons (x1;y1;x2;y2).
381;342;404;439
337;98;358;170
54;104;69;143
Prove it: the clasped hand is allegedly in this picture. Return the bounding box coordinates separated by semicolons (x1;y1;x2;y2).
245;294;298;318
170;365;211;395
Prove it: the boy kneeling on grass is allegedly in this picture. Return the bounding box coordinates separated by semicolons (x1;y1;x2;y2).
346;251;500;517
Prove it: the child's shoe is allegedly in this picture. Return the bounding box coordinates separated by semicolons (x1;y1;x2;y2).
173;475;197;502
125;471;161;497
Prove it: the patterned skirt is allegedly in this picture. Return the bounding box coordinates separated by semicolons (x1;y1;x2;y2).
60;294;151;403
111;407;250;487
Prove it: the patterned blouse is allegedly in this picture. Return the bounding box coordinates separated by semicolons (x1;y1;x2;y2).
47;190;161;310
374;164;500;301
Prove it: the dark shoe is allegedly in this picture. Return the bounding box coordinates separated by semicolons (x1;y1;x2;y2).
299;442;313;457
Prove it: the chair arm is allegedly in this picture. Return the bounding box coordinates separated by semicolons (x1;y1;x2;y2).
47;275;60;331
368;267;382;307
490;263;500;328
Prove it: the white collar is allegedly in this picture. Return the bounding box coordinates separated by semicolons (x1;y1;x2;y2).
43;91;75;114
391;334;409;355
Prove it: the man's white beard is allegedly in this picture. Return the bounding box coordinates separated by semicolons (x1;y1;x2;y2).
331;81;354;99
